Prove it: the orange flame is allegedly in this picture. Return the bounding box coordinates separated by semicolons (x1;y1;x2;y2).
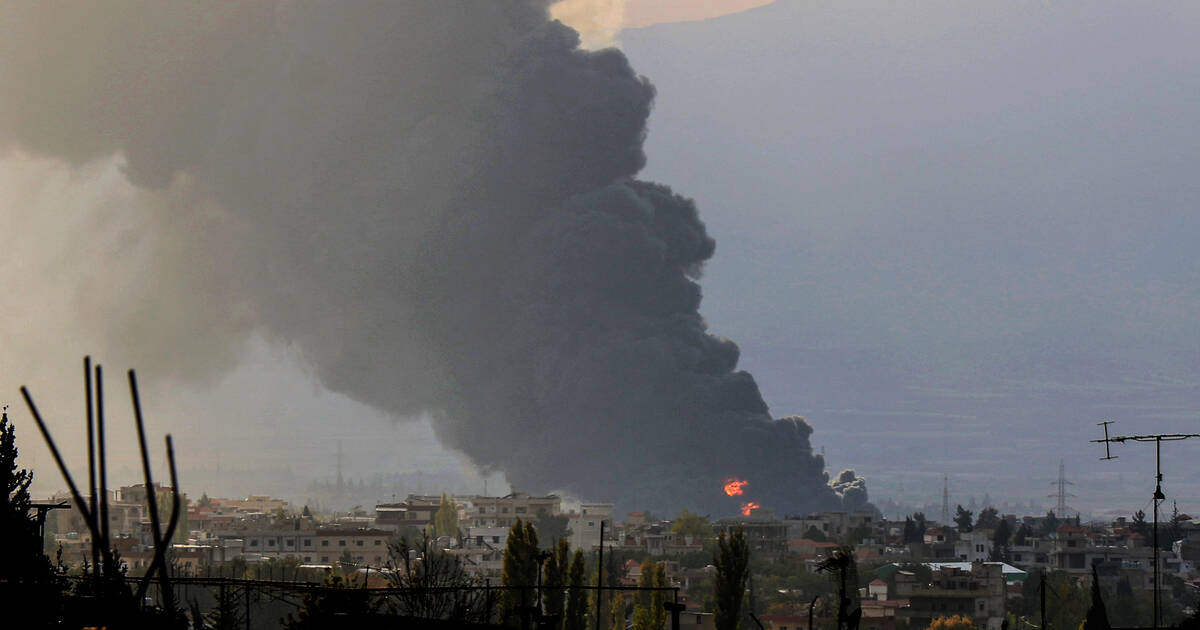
740;502;761;516
724;478;748;496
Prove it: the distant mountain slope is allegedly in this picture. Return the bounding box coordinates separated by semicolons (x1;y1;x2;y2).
620;0;1200;510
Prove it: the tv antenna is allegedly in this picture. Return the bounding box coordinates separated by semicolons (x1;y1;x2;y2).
1091;421;1200;629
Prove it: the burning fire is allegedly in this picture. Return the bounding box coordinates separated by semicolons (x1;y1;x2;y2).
740;502;761;516
724;478;748;496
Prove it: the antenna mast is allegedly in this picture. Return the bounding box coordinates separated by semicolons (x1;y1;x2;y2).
1092;422;1200;629
941;474;950;526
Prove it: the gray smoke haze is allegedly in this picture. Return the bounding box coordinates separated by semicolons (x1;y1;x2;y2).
0;1;854;514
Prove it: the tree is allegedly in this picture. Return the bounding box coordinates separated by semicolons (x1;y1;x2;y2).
283;574;377;628
673;509;713;544
608;588;626;630
533;508;571;549
302;505;312;518
1013;523;1030;546
499;519;540;626
1041;511;1061;537
197;492;211;508
0;409;53;583
904;513;927;544
816;546;859;630
714;527;751;630
976;507;1000;531
434;492;458;538
564;550;589;630
1166;502;1186;551
1084;565;1110;630
632;560;668;630
388;529;491;623
989;519;1012;562
542;539;570;626
928;614;978;630
954;505;974;533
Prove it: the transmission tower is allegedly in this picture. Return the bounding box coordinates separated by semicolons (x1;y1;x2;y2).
941;474;950;526
1047;460;1075;516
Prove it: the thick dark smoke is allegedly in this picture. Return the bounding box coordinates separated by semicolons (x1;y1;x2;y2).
0;1;861;514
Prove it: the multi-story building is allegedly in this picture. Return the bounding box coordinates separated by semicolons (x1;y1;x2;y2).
374;495;443;532
895;562;1007;630
464;493;561;529
567;503;612;551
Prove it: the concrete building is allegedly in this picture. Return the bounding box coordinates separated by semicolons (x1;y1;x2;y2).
464;493;561;529
895;562;1007;630
567;503;612;551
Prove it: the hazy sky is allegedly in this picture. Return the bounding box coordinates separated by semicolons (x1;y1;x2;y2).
6;0;1200;517
621;0;1200;514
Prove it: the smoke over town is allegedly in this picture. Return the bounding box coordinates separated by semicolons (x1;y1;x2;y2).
0;1;863;514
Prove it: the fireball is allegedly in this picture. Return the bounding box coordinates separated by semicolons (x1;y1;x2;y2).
740;502;761;516
724;478;749;496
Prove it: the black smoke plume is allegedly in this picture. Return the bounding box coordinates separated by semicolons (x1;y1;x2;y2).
0;1;861;514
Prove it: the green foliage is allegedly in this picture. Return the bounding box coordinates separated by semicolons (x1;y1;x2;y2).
954;505;974;533
976;507;1000;530
434;492;458;538
815;546;859;630
387;529;492;622
989;519;1012;562
1042;511;1061;537
564;550;589;630
0;409;51;581
301;504;312;518
533;508;571;549
673;509;713;543
282;573;377;628
632;560;668;630
543;538;570;625
804;525;829;542
608;588;626;630
499;518;540;626
714;527;751;630
1013;523;1031;546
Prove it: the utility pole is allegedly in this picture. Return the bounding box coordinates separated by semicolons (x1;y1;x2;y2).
1092;422;1200;629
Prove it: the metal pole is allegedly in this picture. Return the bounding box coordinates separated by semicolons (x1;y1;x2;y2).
96;364;112;575
596;519;605;630
1039;575;1046;630
1153;437;1162;629
85;357;100;582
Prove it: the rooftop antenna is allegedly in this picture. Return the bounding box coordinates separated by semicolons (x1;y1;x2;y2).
1092;421;1200;629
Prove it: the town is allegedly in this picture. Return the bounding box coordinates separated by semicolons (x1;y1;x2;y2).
29;478;1200;630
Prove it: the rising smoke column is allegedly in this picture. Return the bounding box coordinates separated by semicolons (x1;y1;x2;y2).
0;1;857;514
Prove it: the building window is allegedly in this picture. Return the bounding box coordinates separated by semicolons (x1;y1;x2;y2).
304;540;312;547
304;556;312;562
321;556;328;562
339;540;346;546
268;539;276;546
356;540;364;547
375;540;382;546
249;540;259;547
286;539;294;546
321;540;329;547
